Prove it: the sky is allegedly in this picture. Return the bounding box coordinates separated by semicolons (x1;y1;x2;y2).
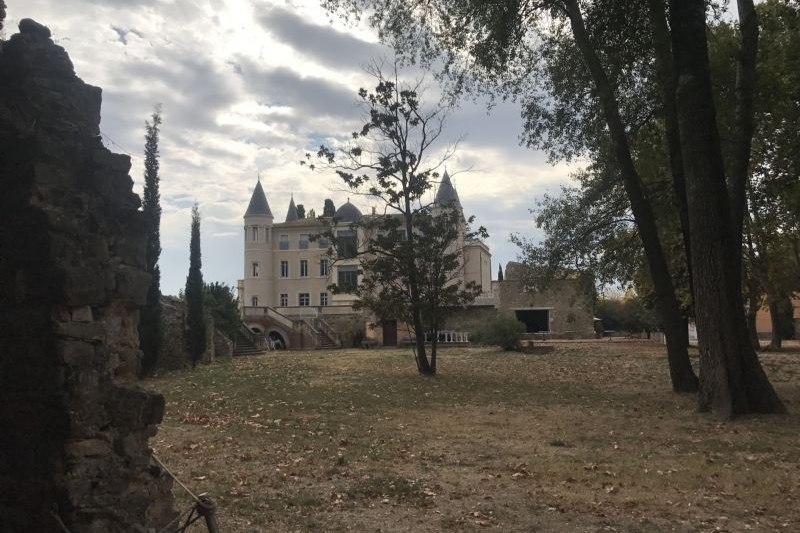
4;0;575;296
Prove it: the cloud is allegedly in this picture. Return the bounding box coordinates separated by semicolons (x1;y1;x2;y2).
255;5;387;71
5;0;577;295
237;60;359;123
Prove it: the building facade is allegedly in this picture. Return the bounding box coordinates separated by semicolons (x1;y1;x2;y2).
237;172;493;348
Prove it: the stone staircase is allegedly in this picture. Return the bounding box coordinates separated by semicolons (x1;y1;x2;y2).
318;330;339;349
233;323;265;356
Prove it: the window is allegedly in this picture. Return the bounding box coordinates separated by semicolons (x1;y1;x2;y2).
337;265;358;293
251;296;258;307
319;292;328;306
299;233;309;249
319;259;329;277
251;226;258;241
300;259;308;277
318;236;330;249
336;230;357;259
279;293;288;306
252;262;259;277
299;293;310;306
280;260;289;278
279;234;289;250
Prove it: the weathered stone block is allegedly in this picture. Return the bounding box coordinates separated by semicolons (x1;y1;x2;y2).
59;340;95;366
55;320;105;342
63;266;108;305
116;266;151;305
65;438;112;458
70;305;94;322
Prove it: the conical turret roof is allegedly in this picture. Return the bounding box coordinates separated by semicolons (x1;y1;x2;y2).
435;170;462;209
245;179;273;217
285;195;299;222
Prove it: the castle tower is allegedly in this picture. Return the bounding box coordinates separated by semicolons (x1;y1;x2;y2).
285;194;299;222
434;171;492;295
243;178;274;310
434;170;462;211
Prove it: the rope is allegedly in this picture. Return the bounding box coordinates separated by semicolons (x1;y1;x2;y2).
151;453;201;503
48;510;73;533
152;453;220;533
42;455;207;533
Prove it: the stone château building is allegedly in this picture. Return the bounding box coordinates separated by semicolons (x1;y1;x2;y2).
237;172;492;348
237;172;595;349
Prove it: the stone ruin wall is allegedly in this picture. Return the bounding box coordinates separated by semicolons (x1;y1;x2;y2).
0;20;175;531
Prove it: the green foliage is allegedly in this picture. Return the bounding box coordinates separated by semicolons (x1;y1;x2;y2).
305;64;485;374
139;106;163;376
595;296;660;333
335;323;366;348
185;203;206;367
138;267;162;375
204;282;239;340
322;199;336;218
471;315;526;351
772;296;796;341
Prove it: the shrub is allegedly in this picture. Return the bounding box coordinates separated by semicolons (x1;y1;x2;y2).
471;315;526;351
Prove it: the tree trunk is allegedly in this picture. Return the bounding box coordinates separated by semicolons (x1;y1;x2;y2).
745;299;761;351
768;299;783;350
405;200;434;375
668;0;785;417
743;216;763;351
565;0;698;392
727;0;759;287
430;336;438;374
647;0;695;304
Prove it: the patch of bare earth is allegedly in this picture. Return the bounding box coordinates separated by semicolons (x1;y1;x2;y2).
145;342;800;532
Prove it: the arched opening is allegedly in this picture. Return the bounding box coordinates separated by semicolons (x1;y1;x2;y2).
269;331;286;349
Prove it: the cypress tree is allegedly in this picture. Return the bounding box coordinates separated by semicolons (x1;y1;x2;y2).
138;106;163;376
322;199;336;218
185;203;206;368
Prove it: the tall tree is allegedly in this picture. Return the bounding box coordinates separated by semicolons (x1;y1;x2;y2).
322;0;697;392
743;0;800;349
321;0;789;415
306;66;483;374
185;203;206;368
322;198;336;218
668;0;784;415
138;106;162;376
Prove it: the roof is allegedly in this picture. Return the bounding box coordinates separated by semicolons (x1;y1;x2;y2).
245;180;273;217
334;200;363;222
435;170;462;209
285;195;298;222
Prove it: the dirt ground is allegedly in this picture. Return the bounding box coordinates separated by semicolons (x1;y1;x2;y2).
144;341;800;533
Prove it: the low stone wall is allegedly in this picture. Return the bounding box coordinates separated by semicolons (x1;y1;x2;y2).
161;295;232;366
325;312;370;347
0;20;175;531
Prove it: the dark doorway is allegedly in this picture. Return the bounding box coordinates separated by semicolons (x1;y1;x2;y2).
269;331;286;349
382;320;398;346
515;309;549;333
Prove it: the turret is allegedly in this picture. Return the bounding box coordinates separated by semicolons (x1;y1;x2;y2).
243;178;275;309
285;195;299;222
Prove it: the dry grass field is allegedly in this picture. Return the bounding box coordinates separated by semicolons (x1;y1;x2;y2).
145;342;800;533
